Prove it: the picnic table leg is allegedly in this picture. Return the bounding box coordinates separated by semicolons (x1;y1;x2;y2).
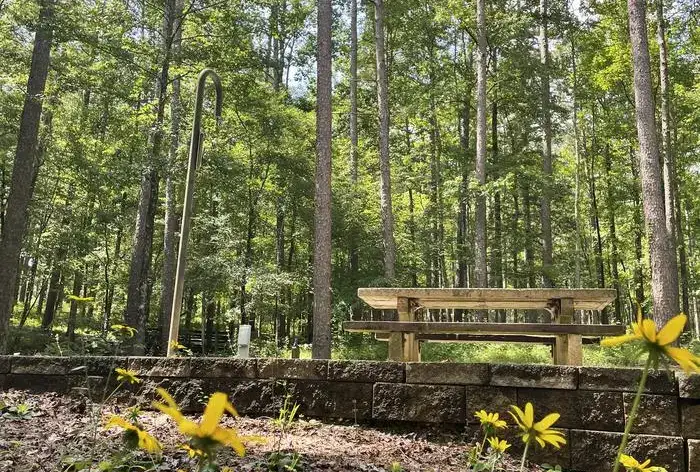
387;298;418;362
553;297;583;366
398;297;419;362
388;332;404;361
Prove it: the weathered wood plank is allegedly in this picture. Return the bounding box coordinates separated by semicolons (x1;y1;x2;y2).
373;333;604;344
344;321;625;336
357;288;616;311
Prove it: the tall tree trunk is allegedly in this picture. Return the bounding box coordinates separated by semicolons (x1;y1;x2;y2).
628;0;680;323
492;75;504;321
457;97;470;293
604;145;622;322
0;0;54;353
676;194;690;316
160;0;184;355
66;270;83;342
571;37;582;288
42;264;61;329
589;145;607;323
374;0;396;280
523;184;535;290
539;0;554;287
630;148;645;306
348;0;359;279
124;0;176;353
656;0;677;257
474;0;488;321
19;256;38;327
311;0;332;360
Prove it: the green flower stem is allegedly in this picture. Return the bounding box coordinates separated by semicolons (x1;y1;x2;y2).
479;433;488;457
612;353;654;472
519;441;530;472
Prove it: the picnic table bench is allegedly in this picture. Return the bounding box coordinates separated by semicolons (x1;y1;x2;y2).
343;288;623;366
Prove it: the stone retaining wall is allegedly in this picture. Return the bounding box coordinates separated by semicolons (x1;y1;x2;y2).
1;355;698;472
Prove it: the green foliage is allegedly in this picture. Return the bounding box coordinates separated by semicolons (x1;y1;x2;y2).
0;399;34;419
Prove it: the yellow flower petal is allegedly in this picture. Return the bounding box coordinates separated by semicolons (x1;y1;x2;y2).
636;305;643;325
656;314;687;346
601;333;642;347
201;392;228;436
137;429;162;453
641;319;658;343
665;346;700;372
211;427;246;457
540;432;566;448
509;405;527;430
153;388;185;424
105;415;135;431
524;402;534;428
534;412;560;432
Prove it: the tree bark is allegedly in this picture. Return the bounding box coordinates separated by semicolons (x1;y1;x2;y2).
374;0;396;281
474;0;488;321
628;0;680;323
0;0;54;353
348;0;359;278
492;62;504;321
604;145;622;322
42;264;61;329
656;0;677;255
66;270;83;342
311;0;332;360
589;143;607;323
160;0;184;354
124;0;176;354
539;0;554;287
676;193;690;316
630;148;645;306
571;37;582;288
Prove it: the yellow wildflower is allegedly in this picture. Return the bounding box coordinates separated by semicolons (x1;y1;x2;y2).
111;324;136;338
509;403;566;449
619;454;668;472
487;436;510;453
602;310;700;372
474;410;507;430
105;415;161;454
180;444;204;458
115;368;140;385
170;340;187;351
153;388;245;457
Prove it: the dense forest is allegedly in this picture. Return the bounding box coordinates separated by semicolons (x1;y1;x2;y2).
0;0;698;356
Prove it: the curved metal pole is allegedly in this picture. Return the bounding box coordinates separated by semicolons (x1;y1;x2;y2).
167;68;223;356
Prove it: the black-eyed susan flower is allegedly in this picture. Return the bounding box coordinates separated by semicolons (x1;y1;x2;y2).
115;368;140;385
510;403;565;472
619;454;668;472
487;437;510;454
105;415;161;454
601;311;699;372
509;403;566;449
153;388;246;458
474;410;507;430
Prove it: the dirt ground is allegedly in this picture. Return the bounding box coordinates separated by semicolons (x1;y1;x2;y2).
0;390;538;472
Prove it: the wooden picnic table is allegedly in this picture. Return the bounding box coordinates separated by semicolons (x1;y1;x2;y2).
344;287;622;366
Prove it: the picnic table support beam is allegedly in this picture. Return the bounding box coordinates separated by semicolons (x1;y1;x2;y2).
387;297;419;362
553;297;582;366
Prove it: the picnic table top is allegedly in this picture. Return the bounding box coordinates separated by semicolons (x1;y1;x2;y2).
357;287;616;311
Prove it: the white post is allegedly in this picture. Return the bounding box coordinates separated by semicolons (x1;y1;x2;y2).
237;324;251;358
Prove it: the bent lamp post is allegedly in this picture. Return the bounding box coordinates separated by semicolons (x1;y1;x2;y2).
167;68;223;357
